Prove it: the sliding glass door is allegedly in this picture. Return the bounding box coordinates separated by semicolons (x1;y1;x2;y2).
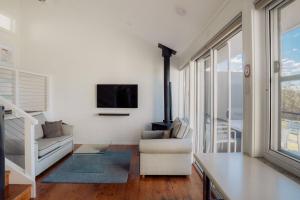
214;31;243;153
196;31;243;153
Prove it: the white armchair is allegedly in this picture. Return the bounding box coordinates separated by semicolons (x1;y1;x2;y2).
139;119;193;176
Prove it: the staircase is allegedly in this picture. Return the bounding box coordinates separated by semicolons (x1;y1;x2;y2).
5;171;31;200
0;96;38;198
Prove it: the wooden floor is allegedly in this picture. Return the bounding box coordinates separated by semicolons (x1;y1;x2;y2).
35;145;203;200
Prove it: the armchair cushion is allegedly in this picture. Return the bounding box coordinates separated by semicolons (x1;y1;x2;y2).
142;130;164;139
142;130;171;139
139;138;192;154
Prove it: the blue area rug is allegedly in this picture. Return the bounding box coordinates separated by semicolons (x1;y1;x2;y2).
43;151;132;184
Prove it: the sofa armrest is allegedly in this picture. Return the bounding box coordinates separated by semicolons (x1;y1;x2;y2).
34;141;39;161
62;124;74;136
141;130;164;139
139;138;192;154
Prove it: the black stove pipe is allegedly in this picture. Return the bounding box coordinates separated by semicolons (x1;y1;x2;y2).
158;44;176;124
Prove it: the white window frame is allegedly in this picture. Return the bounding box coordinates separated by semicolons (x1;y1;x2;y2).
195;52;213;153
0;66;50;113
265;0;300;177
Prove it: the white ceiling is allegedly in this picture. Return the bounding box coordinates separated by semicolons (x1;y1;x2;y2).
41;0;227;55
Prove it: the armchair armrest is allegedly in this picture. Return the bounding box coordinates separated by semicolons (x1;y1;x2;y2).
139;138;192;154
62;124;74;136
141;130;164;139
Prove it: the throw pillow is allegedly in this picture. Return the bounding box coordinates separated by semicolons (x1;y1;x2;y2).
42;120;63;138
176;121;188;139
171;118;182;138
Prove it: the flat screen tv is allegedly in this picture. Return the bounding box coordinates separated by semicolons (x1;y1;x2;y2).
97;84;138;108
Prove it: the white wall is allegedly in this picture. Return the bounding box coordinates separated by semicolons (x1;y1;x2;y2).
19;0;179;144
177;0;243;68
0;0;21;67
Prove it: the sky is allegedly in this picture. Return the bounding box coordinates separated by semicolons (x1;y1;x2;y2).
281;27;300;77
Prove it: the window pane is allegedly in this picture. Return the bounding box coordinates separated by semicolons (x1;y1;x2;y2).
229;31;243;153
281;80;300;156
0;14;12;31
214;31;243;153
215;44;230;152
204;56;211;153
274;0;300;159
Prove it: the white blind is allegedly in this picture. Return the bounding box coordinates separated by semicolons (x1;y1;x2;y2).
19;72;47;112
0;68;15;103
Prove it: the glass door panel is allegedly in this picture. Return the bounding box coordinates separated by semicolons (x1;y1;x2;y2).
196;55;212;153
215;44;230;152
203;57;212;153
229;31;243;152
275;1;300;159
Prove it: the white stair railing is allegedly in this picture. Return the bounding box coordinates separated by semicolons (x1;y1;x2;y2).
0;96;38;194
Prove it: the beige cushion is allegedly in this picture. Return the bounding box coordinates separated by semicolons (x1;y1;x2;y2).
139;138;192;154
176;121;189;139
62;124;74;136
171;118;182;138
142;131;164;139
34;114;47;139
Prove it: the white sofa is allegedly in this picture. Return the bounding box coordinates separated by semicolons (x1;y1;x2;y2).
139;118;193;176
34;114;73;176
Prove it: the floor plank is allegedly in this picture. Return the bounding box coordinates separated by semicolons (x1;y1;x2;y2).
35;145;203;200
5;184;31;200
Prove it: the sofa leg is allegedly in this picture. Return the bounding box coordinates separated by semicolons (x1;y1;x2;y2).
141;175;146;178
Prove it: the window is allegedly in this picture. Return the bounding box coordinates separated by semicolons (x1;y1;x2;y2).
182;66;190;120
0;68;15;103
269;0;300;162
213;31;243;153
178;66;191;120
0;14;13;32
196;55;212;153
194;31;243;154
0;67;48;112
19;72;48;112
203;56;212;153
181;14;242;154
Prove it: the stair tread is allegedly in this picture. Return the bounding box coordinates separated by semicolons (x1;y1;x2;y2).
5;171;10;187
5;184;31;200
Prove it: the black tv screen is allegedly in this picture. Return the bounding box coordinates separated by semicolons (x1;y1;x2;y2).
97;84;138;108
